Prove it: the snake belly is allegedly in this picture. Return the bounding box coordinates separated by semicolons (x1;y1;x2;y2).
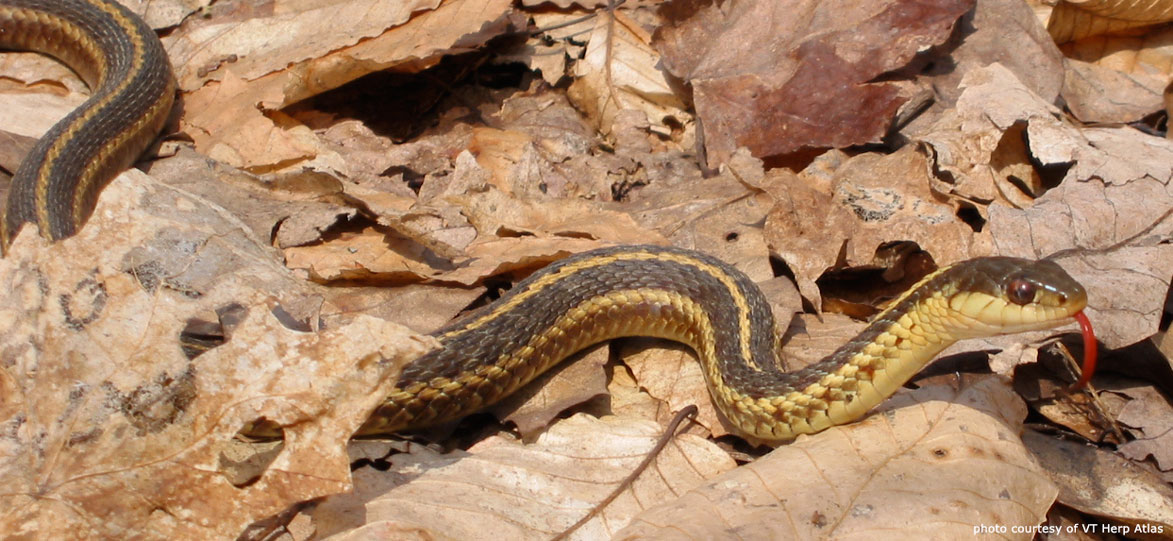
0;0;174;250
357;245;1087;444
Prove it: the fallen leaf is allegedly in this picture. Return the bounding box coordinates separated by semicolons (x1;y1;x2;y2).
654;0;974;165
613;379;1058;540
0;172;427;538
174;0;516;172
308;414;737;540
1023;429;1173;534
1110;383;1173;472
567;9;687;137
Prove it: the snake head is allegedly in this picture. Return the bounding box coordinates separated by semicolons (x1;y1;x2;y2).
949;257;1097;388
943;257;1088;337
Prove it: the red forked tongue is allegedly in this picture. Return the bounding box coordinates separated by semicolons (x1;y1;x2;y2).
1070;311;1098;389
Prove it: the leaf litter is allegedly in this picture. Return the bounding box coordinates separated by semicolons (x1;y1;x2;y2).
0;0;1171;539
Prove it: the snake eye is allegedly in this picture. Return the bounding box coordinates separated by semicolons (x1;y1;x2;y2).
1007;278;1036;305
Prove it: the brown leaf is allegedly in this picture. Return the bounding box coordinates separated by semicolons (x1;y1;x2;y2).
654;0;974;165
490;345;611;439
174;0;515;172
623;341;724;436
1111;382;1173;472
614;379;1058;539
566;9;688;137
308;415;736;539
1062;45;1170;123
0;173;426;538
765;145;989;306
912;0;1065;115
1022;429;1173;533
624;150;774;280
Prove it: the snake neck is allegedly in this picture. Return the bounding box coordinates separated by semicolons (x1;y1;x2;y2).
719;259;1000;443
720;290;960;443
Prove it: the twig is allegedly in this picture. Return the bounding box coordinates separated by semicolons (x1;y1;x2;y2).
552;405;700;540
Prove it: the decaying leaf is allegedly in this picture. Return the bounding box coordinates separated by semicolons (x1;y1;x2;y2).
175;0;517;173
1108;382;1173;472
0;173;427;538
567;9;688;137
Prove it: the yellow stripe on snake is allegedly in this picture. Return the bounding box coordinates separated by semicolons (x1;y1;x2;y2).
0;0;1092;444
0;0;173;250
357;244;1087;443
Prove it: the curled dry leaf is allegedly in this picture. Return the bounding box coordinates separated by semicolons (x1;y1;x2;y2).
911;0;1064;115
284;146;669;285
913;63;1173;349
613;379;1057;540
919;63;1069;209
984;125;1173;347
308;415;736;540
173;0;516;172
0;173;427;538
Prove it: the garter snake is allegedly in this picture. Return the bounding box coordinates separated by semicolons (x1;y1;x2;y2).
0;1;1092;444
358;245;1089;444
0;0;174;250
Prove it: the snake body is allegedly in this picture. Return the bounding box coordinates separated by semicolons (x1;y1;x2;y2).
0;0;173;249
359;245;1086;443
0;0;1090;444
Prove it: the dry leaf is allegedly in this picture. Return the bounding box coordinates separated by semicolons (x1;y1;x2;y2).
911;0;1065;116
0;172;427;538
765;145;988;306
919;63;1072;209
654;0;974;165
308;415;736;540
1023;429;1173;534
567;9;687;137
1111;383;1173;471
614;379;1058;539
174;0;516;172
624;150;774;280
489;345;612;439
